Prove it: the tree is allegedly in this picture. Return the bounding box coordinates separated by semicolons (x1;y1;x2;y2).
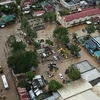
46;40;53;46
26;27;37;39
43;12;56;22
21;17;29;30
7;35;16;46
53;27;69;45
72;33;78;41
15;0;21;5
48;80;62;92
53;27;69;38
85;25;96;36
33;41;40;49
21;17;37;39
18;79;28;88
67;67;81;81
70;44;81;57
7;50;38;73
10;41;26;52
25;71;35;80
60;35;69;44
0;3;18;15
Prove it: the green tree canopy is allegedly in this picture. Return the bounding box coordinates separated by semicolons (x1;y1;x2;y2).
43;12;56;22
72;33;78;41
68;67;81;81
21;17;29;30
7;35;16;46
7;50;38;73
53;27;69;38
53;27;69;44
85;25;96;36
15;0;21;5
26;27;37;39
46;40;53;46
60;35;69;44
10;41;26;52
25;71;35;80
70;44;81;56
21;16;37;39
33;41;40;49
0;3;18;15
18;79;28;88
48;80;62;92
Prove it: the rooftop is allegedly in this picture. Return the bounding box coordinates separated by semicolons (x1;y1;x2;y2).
57;90;100;100
72;60;93;73
17;87;29;100
81;68;100;82
62;8;100;22
57;79;92;99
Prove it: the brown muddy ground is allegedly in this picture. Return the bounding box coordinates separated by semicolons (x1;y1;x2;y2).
0;23;20;100
37;23;100;84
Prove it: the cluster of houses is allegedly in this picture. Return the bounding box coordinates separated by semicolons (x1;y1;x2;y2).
84;36;100;63
57;7;100;28
44;60;100;100
17;60;100;100
17;75;46;100
60;0;100;10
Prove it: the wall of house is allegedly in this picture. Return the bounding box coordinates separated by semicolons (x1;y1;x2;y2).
57;13;100;28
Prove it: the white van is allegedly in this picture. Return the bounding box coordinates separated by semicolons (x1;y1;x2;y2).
53;56;58;61
42;53;46;57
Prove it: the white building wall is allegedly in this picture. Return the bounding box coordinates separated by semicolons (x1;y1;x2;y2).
57;13;100;28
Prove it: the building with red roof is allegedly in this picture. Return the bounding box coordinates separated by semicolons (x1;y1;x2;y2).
57;8;100;28
17;87;30;100
33;10;45;17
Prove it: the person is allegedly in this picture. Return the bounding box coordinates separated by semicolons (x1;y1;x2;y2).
0;89;3;92
2;95;6;99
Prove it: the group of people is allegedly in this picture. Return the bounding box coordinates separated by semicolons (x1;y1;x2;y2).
0;89;6;99
0;95;6;99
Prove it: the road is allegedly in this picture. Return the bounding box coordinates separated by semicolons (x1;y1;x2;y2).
0;24;20;100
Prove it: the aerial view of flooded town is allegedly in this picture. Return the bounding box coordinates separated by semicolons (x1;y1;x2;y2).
0;0;100;100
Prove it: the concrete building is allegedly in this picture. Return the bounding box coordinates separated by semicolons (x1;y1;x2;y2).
60;0;87;10
57;8;100;28
56;79;100;100
72;60;100;86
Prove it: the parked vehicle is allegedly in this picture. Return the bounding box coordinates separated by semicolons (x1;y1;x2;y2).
53;66;59;69
57;55;61;60
59;73;63;79
53;56;58;61
42;53;46;57
1;75;9;89
52;50;55;54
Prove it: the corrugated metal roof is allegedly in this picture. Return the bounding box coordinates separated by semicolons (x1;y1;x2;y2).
81;69;100;82
57;79;92;99
65;90;100;100
62;8;100;22
73;60;93;73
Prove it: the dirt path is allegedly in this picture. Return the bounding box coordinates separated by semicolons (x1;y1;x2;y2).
0;23;20;100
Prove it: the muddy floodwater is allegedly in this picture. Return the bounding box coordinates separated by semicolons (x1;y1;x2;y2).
37;23;100;84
